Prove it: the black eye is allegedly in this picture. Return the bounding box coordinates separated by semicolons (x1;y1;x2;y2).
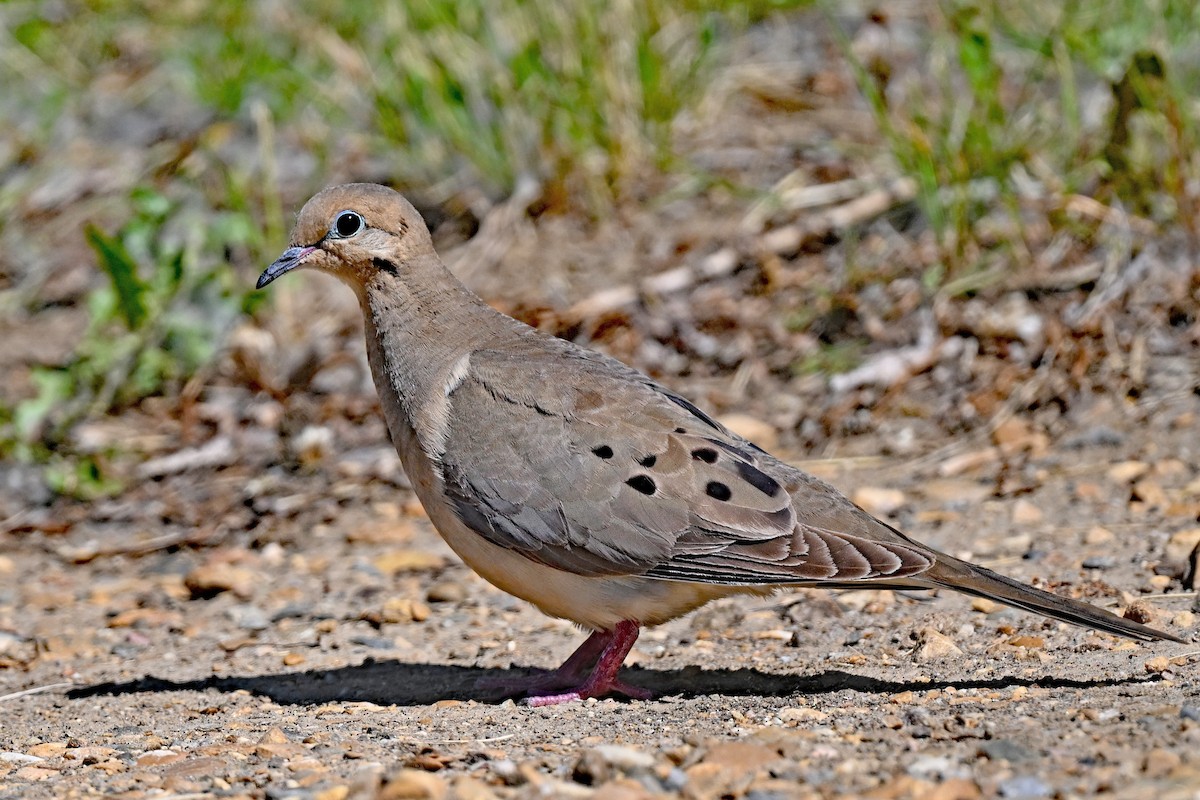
332;210;364;238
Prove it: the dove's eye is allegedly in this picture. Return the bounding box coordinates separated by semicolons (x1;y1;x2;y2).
331;210;365;238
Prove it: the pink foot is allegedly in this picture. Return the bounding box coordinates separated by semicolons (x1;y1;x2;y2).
524;620;650;706
475;628;611;697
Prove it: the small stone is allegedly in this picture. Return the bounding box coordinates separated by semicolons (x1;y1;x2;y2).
852;487;907;517
372;597;431;624
915;628;962;661
1143;748;1181;778
282;652;306;666
184;564;256;600
291;425;335;466
1172;610;1195;628
0;752;44;764
1181;705;1200;721
997;775;1050;798
1083;526;1115;545
1011;499;1042;525
573;745;656;784
925;778;983;800
377;768;449;800
373;550;446;575
426;580;467;603
14;766;58;781
259;728;290;745
489;759;522;785
1107;461;1150;484
1081;556;1116;570
683;762;739;799
449;775;499;800
26;743;66;759
1165;528;1200;562
700;741;779;771
88;758;125;774
906;755;958;779
228;605;271;632
992;418;1048;456
1132;479;1168;508
136;749;183;767
1007;636;1044;649
1122;602;1156;626
779;707;828;723
1144;656;1172;674
971;598;998;614
63;745;117;762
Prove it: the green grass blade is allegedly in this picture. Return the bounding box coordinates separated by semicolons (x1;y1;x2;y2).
84;223;148;331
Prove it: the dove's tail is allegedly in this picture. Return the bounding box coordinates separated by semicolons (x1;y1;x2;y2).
919;555;1185;643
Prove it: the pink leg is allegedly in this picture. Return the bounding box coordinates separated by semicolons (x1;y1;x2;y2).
526;620;651;706
476;628;613;696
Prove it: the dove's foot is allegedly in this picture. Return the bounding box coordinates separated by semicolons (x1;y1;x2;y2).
523;620;650;706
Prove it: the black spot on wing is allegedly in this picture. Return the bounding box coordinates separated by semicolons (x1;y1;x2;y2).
735;460;782;497
665;393;723;431
705;481;732;501
691;447;718;463
638;454;657;468
592;445;614;459
626;475;657;495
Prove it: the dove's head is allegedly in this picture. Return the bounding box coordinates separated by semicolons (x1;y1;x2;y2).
257;183;435;293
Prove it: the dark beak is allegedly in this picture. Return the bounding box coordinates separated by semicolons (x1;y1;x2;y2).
257;245;317;289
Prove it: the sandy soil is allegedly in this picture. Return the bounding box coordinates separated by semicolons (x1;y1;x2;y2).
2;6;1199;799
1;321;1198;799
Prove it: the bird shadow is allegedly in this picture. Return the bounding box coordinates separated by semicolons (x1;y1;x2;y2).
67;658;1162;707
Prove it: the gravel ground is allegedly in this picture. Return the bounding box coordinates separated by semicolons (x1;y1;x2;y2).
2;6;1199;798
2;368;1197;799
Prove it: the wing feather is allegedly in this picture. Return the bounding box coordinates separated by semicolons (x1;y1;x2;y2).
438;344;934;586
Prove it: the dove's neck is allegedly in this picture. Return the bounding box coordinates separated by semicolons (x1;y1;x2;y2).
360;254;513;463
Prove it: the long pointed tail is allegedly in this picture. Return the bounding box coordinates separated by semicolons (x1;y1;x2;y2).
922;556;1186;643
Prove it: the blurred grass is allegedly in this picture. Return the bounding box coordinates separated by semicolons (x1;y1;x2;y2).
839;0;1200;278
5;0;806;204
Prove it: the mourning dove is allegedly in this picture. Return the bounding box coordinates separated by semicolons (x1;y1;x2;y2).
258;183;1183;705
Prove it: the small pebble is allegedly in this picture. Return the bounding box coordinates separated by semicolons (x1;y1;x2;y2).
979;739;1035;763
663;767;688;792
915;627;962;660
1081;555;1116;570
1165;528;1200;562
0;752;43;764
998;775;1051;798
229;605;271;632
426;580;467;603
1011;499;1042;525
906;755;958;779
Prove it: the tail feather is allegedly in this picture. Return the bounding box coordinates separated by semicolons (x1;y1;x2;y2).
923;557;1185;643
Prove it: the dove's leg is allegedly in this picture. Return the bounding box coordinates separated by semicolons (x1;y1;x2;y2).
525;619;651;706
477;627;613;696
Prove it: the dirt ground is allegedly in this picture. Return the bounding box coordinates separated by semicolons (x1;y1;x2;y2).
2;265;1199;799
3;6;1200;800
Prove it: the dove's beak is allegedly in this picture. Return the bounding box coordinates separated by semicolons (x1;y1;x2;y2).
257;245;317;289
